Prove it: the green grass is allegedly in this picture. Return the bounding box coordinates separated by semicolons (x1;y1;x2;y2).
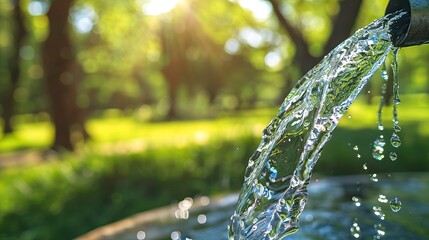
1;95;429;239
340;94;429;130
0;136;259;239
0;108;276;153
0;122;53;152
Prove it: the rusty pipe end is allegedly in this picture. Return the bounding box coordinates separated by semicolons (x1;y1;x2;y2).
385;0;429;47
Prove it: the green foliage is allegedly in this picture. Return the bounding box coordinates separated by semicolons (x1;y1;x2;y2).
0;135;259;239
2;0;429;119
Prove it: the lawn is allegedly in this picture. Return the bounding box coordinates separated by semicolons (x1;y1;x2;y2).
0;94;429;239
0;108;276;153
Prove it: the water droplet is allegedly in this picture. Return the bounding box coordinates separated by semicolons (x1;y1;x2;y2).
377;194;388;203
197;214;207;224
254;184;265;197
372;151;384;160
377;125;384;131
393;125;401;133
353;145;359;151
390;133;401;148
390;197;402;212
348;115;352;119
252;225;258;231
374;223;386;237
269;167;277;182
137;231;146;240
393;98;401;105
374;135;385;146
357;154;361;159
373;135;385;160
352;196;361;207
381;70;389;80
372;206;385;220
370;173;378;182
350;220;361;238
368;90;371;94
389;152;397;161
362;163;368;171
171;231;181;240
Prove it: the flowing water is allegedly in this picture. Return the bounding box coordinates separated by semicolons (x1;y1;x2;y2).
228;12;407;239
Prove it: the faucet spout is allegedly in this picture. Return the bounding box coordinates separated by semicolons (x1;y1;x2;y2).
385;0;429;47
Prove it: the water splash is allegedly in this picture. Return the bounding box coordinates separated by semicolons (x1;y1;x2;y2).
377;194;388;203
229;12;406;239
352;196;361;207
374;223;386;238
350;219;361;239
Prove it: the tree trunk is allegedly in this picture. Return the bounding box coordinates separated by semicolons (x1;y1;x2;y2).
2;0;26;135
161;61;181;120
41;0;88;151
323;0;363;55
268;0;363;91
160;22;185;120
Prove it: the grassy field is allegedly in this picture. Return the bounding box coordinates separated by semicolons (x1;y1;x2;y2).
0;94;429;239
0;108;276;153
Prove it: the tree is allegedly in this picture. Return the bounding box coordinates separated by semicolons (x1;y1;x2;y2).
41;0;88;151
268;0;363;92
159;20;186;120
2;0;27;135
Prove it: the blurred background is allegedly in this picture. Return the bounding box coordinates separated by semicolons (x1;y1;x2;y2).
1;0;429;239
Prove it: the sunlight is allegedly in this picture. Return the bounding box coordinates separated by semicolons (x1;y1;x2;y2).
142;0;182;16
236;0;271;22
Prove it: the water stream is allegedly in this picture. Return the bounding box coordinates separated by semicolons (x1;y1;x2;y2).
228;12;406;239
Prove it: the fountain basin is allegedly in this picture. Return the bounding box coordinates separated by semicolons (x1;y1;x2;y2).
77;172;429;240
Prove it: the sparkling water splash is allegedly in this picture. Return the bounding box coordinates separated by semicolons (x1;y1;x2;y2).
374;223;386;238
350;219;361;239
228;12;406;239
352;196;361;207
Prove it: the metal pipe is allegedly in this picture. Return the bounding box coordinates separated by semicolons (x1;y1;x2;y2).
385;0;429;47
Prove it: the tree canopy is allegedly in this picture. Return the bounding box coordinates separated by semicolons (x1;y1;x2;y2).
1;0;429;150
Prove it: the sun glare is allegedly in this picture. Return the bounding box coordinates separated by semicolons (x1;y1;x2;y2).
142;0;182;16
237;0;271;22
